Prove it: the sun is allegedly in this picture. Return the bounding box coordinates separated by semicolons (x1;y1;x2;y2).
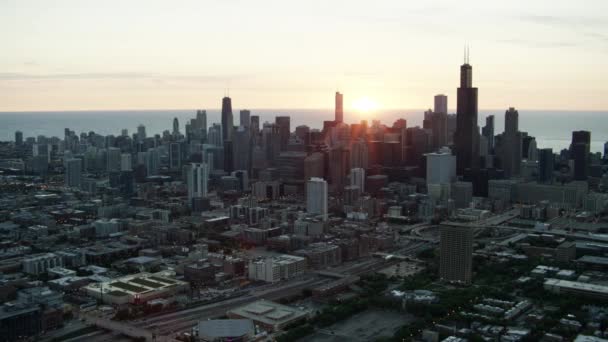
352;97;378;113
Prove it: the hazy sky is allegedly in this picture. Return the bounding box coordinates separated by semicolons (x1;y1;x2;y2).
1;0;607;111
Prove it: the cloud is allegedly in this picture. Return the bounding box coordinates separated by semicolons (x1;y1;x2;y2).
516;14;608;45
497;38;579;49
0;72;251;82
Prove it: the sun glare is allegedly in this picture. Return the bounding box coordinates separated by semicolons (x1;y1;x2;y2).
352;97;378;113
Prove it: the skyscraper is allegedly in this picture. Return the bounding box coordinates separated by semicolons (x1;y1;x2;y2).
454;52;479;175
15;131;23;146
434;94;447;115
221;96;234;142
222;96;234;172
454;49;480;175
431;111;448;150
120;153;132;171
539;148;554;183
335;92;344;123
481;115;494;153
329;146;350;193
65;158;82;189
137;124;146;141
250;115;260;134
173;117;180;135
233;126;251;171
499;107;522;178
187;163;209;206
440;224;473;285
169;142;181;170
107;147;121;172
349;168;365;193
306;177;328;220
426;147;457;184
240;110;251;128
196;110;207;141
275;116;291;151
571;130;590;181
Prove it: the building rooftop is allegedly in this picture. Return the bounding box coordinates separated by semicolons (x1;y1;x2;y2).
227;299;308;328
197;319;255;339
544;278;608;295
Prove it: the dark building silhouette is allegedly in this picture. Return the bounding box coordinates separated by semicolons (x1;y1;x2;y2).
481;115;494;153
335;92;343;123
571;130;590;181
172;117;179;135
454;50;480;175
539;148;554;183
222;96;234;171
498;107;522;178
275;116;291;151
221;96;233;142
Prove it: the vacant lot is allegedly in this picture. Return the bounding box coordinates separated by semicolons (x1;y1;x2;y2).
299;309;413;342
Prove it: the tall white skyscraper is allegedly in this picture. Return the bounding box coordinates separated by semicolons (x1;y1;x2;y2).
306;177;328;221
426;147;456;184
349;168;365;193
120;153;132;171
65;158;82;188
187;163;209;205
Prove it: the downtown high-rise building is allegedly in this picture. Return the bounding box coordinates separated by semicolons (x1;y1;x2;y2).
222;96;234;172
137;124;146;141
173;117;180;136
240;110;251;128
481;115;494;153
434;94;448;115
499;107;522;178
349;168;365;193
571;131;590;181
335;91;344;123
195;110;207;141
454;52;480;175
107;147;121;172
65;158;82;189
440;224;473;285
426;147;457;184
538;148;554;183
275;116;291;151
187;163;209;206
169;142;181;170
221;97;233;142
15;131;23;146
306;177;328;221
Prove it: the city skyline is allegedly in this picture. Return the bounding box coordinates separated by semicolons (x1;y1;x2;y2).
1;0;608;111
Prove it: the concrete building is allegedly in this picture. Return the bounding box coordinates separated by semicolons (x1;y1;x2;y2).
350;167;366;193
440;225;473;285
120;153;132;171
426;147;456;184
227;300;309;332
248;255;307;283
294;242;342;269
82;271;188;305
195;319;255;342
64;158;82;189
306;178;328;220
23;253;64;275
451;181;473;209
188;162;209;206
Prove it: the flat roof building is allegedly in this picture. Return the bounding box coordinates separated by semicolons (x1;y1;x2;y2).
227;300;309;332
